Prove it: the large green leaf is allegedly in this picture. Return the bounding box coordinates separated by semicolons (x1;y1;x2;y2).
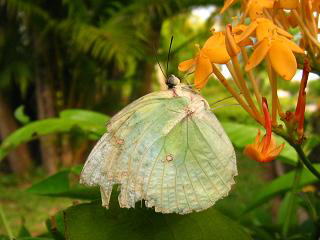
0;109;109;162
59;109;107;126
64;201;251;240
242;165;320;214
27;166;100;200
16;238;54;240
221;122;297;164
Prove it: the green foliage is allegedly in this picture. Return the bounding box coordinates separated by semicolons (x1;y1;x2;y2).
242;164;320;213
0;109;109;162
17;223;31;238
27;166;99;200
14;106;31;125
64;200;251;240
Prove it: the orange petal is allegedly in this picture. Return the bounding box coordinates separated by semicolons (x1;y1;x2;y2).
248;2;265;20
244;133;285;162
278;36;305;53
256;19;274;41
225;24;241;57
267;142;285;159
276;26;293;39
268;40;297;80
232;24;247;34
178;59;195;72
194;53;213;89
244;144;263;162
220;0;237;13
203;33;231;64
236;21;258;43
235;35;253;47
279;0;299;9
245;38;271;71
260;0;275;8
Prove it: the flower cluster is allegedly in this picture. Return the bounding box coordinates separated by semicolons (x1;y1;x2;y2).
178;0;318;162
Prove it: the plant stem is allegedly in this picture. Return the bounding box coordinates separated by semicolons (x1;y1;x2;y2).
211;63;262;123
0;204;14;240
231;56;262;121
282;161;302;237
266;59;278;126
293;10;320;51
226;62;242;90
294;144;320;180
273;128;320;180
241;47;262;111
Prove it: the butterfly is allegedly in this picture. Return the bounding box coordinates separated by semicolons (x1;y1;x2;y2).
80;75;237;214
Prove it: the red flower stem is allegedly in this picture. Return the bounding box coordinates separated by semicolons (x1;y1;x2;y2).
262;97;272;153
266;58;278;126
295;59;310;138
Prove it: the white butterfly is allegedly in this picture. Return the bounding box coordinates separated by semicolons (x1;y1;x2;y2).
80;75;237;214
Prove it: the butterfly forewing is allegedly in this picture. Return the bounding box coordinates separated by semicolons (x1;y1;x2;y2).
80;84;237;214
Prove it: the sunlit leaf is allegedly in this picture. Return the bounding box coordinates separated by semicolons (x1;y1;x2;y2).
0;109;109;162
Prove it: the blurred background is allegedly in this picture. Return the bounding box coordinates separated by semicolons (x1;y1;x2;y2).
0;0;319;238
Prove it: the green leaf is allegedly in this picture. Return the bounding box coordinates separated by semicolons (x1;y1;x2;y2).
27;167;100;200
242;164;320;213
0;109;109;162
14;105;30;124
64;201;251;240
16;238;54;240
277;192;298;227
59;109;108;127
17;223;31;237
221;122;297;164
0;236;10;240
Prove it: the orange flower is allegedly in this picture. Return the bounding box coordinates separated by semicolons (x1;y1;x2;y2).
238;18;304;80
275;0;299;9
245;0;275;20
221;0;274;19
237;18;293;43
178;45;212;89
244;98;285;162
178;31;231;89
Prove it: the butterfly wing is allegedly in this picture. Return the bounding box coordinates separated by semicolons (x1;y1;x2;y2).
80;88;237;214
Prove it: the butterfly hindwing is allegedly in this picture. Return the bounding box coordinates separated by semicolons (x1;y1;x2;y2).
80;85;237;214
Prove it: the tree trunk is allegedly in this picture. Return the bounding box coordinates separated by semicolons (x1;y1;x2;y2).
35;69;59;174
34;36;60;174
61;135;73;167
0;95;32;175
130;20;162;100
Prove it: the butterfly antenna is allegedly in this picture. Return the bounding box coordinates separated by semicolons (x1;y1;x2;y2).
152;43;167;79
166;36;174;76
181;71;194;86
211;103;240;111
209;93;243;106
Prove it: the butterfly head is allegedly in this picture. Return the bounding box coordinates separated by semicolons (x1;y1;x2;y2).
166;74;180;89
